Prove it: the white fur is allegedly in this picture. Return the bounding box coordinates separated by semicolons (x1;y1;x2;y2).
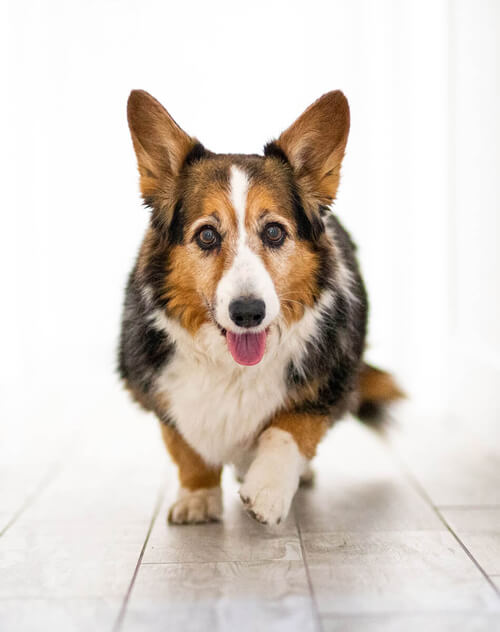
215;165;280;333
169;486;222;524
150;288;334;467
239;427;307;525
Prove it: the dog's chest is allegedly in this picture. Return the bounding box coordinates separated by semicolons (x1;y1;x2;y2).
155;339;289;466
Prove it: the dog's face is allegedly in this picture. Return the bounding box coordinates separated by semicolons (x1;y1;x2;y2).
128;90;349;365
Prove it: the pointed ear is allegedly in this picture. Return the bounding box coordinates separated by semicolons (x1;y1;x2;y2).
127;90;200;203
265;91;350;205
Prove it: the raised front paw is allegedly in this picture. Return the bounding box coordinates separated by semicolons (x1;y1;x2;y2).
239;427;305;526
239;469;297;526
168;487;223;525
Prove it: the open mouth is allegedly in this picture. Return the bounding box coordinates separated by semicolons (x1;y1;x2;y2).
218;327;268;366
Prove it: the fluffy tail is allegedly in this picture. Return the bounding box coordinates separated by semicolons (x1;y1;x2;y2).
354;363;405;429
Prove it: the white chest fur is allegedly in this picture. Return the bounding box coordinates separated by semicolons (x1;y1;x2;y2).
150;291;333;466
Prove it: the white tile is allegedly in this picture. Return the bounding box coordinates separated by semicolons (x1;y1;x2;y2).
123;561;316;632
0;520;150;598
21;464;166;524
0;461;163;599
295;421;441;533
0;597;120;632
0;460;166;600
0;465;56;534
295;474;441;533
442;508;500;575
303;531;500;614
390;409;500;506
322;612;500;632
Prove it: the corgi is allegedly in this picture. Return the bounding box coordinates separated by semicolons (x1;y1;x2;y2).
119;89;402;526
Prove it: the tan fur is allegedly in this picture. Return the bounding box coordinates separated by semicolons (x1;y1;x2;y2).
160;424;222;490
136;227;157;277
271;412;329;459
127;90;199;212
160;175;238;334
359;364;405;403
274;91;350;206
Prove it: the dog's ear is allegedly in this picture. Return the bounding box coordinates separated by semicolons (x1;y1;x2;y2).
127;90;200;207
265;91;350;208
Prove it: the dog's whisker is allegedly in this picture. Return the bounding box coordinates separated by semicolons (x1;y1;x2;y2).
280;299;304;307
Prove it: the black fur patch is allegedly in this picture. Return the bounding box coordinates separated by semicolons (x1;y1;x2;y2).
141;232;170;309
263;141;290;165
182;142;208;168
149;199;185;246
168;200;185;245
286;213;368;417
118;273;175;394
290;185;313;241
314;239;333;295
289;181;325;242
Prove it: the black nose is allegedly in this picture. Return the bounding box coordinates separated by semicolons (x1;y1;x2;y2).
229;297;266;328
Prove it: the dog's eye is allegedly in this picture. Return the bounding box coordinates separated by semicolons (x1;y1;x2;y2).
196;226;220;250
263;223;286;247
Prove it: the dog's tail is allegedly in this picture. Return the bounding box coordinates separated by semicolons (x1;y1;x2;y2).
354;363;405;430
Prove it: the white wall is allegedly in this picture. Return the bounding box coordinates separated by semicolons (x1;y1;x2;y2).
447;0;500;424
2;1;498;420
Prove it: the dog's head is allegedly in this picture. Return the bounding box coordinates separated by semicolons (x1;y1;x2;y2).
128;90;350;366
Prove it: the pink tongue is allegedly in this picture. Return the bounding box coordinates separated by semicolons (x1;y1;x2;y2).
226;331;267;366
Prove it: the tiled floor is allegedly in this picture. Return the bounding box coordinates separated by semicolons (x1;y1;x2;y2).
1;386;499;631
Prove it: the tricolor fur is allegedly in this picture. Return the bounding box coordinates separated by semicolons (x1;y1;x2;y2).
119;90;403;525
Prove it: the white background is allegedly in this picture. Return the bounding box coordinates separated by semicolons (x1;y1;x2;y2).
1;0;499;428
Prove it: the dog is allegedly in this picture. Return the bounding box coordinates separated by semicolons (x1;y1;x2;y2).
118;89;402;526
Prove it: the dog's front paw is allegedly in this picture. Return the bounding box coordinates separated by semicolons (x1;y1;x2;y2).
239;469;297;526
168;487;222;525
238;427;305;526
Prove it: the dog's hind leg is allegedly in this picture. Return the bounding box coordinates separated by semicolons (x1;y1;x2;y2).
239;413;328;526
160;423;223;525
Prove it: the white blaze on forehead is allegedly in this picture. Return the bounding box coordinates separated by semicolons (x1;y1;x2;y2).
214;165;280;333
229;165;249;234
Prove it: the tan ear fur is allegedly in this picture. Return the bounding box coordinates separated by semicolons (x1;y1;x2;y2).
127;90;197;201
274;91;350;205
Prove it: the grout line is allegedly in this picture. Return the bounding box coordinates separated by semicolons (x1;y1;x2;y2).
417;492;500;600
140;557;301;566
294;504;324;632
387;441;500;600
320;609;498;619
438;505;500;510
0;463;61;537
112;484;164;632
